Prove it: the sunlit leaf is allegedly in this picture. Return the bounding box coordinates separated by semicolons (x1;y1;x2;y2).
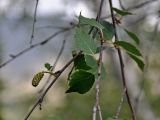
75;28;97;55
79;14;104;29
66;70;95;94
114;41;142;57
112;7;133;16
124;29;140;45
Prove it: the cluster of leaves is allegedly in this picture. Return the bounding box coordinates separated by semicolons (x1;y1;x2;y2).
31;9;144;95
65;12;144;94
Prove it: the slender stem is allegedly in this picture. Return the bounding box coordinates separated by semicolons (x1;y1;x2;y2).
42;71;56;76
30;0;39;45
39;39;66;93
114;88;126;119
24;51;82;120
92;0;104;120
119;0;125;10
108;0;136;120
94;29;104;120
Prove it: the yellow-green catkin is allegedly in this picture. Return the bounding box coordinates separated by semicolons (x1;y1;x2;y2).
32;72;44;87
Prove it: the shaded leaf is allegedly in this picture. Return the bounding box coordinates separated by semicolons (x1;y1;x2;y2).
124;29;140;45
44;63;52;71
128;53;145;71
66;70;95;94
114;41;142;57
79;14;104;29
112;7;133;16
73;54;91;70
100;20;115;40
75;28;97;55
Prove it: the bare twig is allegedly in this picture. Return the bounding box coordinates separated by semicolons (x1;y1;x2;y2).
119;0;126;10
92;0;104;120
30;0;39;45
24;51;82;120
108;0;136;120
1;0;157;69
93;29;104;120
39;39;66;93
0;27;74;69
114;88;126;119
126;0;158;10
102;0;158;19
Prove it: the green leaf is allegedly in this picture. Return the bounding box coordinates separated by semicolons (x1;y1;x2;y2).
85;55;106;80
114;41;142;57
44;63;52;71
73;54;91;70
100;20;115;40
128;53;145;71
66;70;95;94
124;29;140;45
85;54;98;68
112;7;133;16
75;28;97;55
79;14;104;29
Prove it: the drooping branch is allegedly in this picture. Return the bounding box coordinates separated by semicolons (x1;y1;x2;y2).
108;0;136;120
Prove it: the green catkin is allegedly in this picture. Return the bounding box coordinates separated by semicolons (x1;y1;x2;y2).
32;72;44;87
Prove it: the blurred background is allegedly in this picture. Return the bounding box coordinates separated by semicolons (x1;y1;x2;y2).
0;0;160;120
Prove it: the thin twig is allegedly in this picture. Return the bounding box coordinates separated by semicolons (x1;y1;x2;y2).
108;0;136;120
102;0;158;19
0;27;74;69
114;88;126;119
92;0;104;120
24;51;82;120
1;0;157;69
119;0;125;10
93;29;104;120
126;0;158;10
30;0;39;45
39;39;66;93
